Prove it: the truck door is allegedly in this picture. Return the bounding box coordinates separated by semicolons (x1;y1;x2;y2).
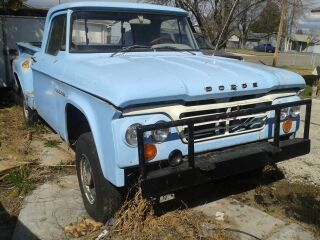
31;13;67;131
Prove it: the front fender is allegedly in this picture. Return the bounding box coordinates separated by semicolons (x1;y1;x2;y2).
55;80;125;187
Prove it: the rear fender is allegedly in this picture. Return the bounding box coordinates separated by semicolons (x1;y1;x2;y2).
13;53;35;108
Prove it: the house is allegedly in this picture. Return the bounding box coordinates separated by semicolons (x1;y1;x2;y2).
226;35;240;49
227;32;277;50
245;32;277;49
304;7;320;53
286;34;319;52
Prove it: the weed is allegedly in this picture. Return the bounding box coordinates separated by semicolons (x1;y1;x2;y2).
109;190;230;240
277;65;314;76
300;85;312;97
264;207;275;214
44;139;61;148
28;123;48;134
276;66;314;98
2;166;35;195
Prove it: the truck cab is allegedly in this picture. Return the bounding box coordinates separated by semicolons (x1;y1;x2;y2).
13;2;311;222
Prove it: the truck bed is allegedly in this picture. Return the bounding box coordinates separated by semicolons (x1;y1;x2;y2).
17;42;41;56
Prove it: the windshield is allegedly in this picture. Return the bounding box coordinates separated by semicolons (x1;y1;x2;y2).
194;34;214;50
70;11;199;53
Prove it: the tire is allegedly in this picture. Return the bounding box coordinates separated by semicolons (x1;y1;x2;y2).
13;78;22;106
250;167;265;177
21;92;38;126
76;132;123;222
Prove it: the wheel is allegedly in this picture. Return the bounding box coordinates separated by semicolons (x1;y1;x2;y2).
13;77;22;105
21;92;38;126
76;132;123;222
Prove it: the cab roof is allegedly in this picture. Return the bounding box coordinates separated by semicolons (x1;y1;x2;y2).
48;1;188;18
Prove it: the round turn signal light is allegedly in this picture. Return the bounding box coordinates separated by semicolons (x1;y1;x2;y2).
144;144;157;161
283;119;293;134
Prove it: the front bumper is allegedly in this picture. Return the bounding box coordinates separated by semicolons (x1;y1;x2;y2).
140;138;310;197
136;99;312;197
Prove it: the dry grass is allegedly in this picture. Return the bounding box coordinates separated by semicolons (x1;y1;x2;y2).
105;190;230;240
277;65;314;76
64;218;103;238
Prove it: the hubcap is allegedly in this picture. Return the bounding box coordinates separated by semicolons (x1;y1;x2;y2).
80;154;96;204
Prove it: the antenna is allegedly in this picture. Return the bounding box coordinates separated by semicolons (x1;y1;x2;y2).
214;0;240;55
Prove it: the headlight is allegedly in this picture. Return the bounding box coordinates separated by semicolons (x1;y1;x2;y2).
290;106;300;117
280;108;288;120
125;123;142;147
152;121;170;142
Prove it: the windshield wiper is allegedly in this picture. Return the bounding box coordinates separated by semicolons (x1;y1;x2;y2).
151;46;196;55
110;45;153;57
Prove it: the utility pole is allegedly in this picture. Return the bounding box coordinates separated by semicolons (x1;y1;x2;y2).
272;0;288;67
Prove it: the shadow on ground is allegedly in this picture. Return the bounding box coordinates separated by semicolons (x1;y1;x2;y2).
154;165;320;234
0;88;16;109
155;165;285;211
0;202;39;240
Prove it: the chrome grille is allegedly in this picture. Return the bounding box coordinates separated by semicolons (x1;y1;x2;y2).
180;102;271;142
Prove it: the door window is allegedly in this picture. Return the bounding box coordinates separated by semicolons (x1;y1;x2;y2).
46;14;67;56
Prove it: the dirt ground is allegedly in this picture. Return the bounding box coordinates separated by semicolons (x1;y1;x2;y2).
0;98;34;218
277;101;320;187
233;167;320;235
0;105;33;171
0;93;74;238
74;191;230;240
1;91;320;239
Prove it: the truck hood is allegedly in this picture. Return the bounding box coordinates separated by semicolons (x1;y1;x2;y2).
64;53;305;109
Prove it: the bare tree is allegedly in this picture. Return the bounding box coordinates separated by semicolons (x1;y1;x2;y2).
236;0;264;48
152;0;208;36
151;0;267;49
284;0;303;52
251;0;281;34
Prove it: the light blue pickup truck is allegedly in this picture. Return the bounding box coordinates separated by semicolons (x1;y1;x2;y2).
13;2;312;221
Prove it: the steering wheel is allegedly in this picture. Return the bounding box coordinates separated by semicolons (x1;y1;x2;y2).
150;37;175;45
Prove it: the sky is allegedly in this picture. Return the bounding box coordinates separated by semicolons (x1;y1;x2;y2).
298;0;320;33
26;0;320;34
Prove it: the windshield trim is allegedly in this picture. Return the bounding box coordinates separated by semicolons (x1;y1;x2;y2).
69;10;199;54
68;48;202;54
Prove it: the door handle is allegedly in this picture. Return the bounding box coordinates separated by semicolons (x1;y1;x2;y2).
31;56;37;63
